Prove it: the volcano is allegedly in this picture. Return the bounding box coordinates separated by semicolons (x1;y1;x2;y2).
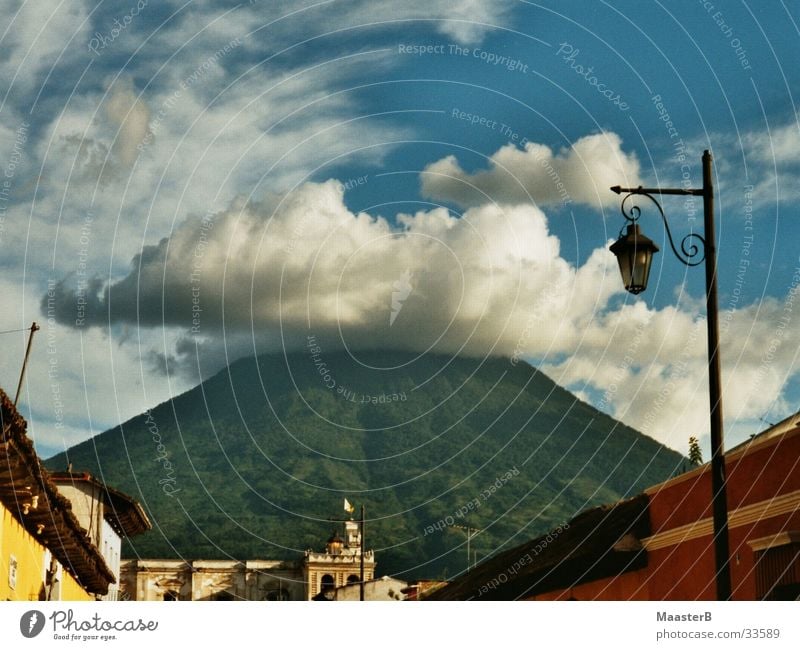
47;349;684;579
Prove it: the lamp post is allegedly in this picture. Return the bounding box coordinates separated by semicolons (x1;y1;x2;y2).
609;150;731;601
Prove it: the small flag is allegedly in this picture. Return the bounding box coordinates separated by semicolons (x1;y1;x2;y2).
344;498;355;514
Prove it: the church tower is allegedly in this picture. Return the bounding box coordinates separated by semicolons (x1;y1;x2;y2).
303;519;375;600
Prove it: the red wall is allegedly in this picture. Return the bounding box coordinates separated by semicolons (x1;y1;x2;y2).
530;427;800;600
530;569;650;601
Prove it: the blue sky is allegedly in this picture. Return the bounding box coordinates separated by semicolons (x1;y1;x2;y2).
1;0;798;458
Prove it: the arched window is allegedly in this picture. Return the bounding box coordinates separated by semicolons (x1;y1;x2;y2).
347;575;359;584
163;590;179;601
266;588;289;601
320;574;335;592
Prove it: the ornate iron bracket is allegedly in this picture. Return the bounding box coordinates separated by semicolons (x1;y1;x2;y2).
619;189;706;267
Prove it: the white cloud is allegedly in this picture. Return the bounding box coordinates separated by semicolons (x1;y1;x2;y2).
544;287;800;451
0;50;405;289
0;276;185;458
41;173;800;451
342;0;516;45
421;132;641;209
0;3;432;458
151;0;514;74
45;179;615;355
1;0;791;459
743;114;800;165
237;0;516;46
682;113;800;209
0;0;91;97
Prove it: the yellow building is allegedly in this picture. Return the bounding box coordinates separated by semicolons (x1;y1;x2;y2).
0;503;93;601
0;389;117;600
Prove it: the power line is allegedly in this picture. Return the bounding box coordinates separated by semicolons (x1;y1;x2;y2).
0;326;34;335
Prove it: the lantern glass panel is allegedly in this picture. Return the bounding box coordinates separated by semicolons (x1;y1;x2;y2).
609;224;659;295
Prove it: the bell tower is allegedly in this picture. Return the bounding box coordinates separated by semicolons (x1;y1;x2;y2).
303;522;375;600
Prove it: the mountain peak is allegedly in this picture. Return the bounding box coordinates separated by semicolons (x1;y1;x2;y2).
48;351;683;578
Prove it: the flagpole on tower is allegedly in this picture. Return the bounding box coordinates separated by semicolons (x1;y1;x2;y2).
338;498;366;601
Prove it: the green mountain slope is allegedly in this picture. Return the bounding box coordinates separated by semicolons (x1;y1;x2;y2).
47;350;684;579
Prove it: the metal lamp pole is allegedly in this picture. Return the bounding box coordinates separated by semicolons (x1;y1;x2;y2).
610;150;731;600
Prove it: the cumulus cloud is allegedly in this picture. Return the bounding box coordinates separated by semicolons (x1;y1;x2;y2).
5;50;407;289
44;179;618;357
0;276;182;458
421;132;641;209
40;172;800;449
543;289;800;451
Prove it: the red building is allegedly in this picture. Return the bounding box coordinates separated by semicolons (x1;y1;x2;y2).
429;413;800;600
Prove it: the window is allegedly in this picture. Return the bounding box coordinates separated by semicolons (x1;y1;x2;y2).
751;533;800;600
347;575;359;584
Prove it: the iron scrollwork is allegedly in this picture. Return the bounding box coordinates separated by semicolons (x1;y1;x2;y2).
619;189;706;267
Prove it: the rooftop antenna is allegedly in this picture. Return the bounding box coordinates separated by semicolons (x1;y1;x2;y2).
449;523;482;572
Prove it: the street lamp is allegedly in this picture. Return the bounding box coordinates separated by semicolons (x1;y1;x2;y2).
609;224;660;294
609;150;732;601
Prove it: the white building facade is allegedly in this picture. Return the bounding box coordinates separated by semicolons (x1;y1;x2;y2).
120;519;377;601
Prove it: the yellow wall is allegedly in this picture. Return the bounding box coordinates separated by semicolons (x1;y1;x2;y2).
60;571;94;602
0;502;92;601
